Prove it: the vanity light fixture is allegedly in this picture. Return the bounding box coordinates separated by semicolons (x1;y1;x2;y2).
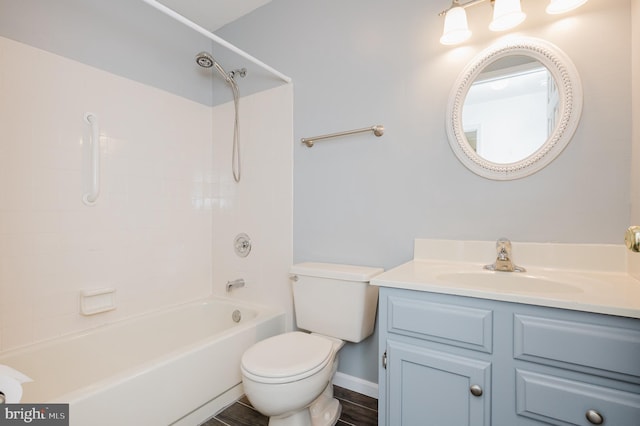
439;0;588;45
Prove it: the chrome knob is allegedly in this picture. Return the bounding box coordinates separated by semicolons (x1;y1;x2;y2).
469;384;483;397
625;226;640;252
585;409;603;425
234;233;252;257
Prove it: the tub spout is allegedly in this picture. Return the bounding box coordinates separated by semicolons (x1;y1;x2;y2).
226;278;245;292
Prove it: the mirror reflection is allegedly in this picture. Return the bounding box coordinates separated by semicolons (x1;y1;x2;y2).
462;56;558;164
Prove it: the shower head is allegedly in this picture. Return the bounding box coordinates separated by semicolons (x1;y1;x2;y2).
195;51;214;68
195;51;232;84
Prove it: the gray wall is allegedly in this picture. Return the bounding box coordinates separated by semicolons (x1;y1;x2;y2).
218;0;633;383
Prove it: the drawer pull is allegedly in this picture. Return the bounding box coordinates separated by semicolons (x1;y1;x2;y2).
470;384;483;397
585;409;604;425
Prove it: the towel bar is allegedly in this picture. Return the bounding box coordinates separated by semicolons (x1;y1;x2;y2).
301;125;384;148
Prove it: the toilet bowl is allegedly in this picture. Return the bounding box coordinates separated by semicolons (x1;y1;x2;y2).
241;332;344;426
240;262;383;426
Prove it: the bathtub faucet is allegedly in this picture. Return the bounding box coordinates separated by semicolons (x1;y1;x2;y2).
226;278;245;292
484;238;526;272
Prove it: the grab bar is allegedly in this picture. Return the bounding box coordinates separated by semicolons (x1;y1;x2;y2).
301;125;384;148
82;113;100;206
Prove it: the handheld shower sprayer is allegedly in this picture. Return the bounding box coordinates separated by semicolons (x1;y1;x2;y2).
195;51;244;183
195;51;214;68
196;51;233;83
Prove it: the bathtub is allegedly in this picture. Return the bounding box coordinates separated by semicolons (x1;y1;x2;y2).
0;296;285;426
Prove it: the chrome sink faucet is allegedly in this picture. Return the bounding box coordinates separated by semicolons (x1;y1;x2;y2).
484;238;526;272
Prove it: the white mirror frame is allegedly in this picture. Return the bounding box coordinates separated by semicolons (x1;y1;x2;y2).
446;37;583;180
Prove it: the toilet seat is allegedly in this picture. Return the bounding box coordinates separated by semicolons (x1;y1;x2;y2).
241;332;334;384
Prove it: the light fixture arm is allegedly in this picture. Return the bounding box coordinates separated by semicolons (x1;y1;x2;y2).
438;0;489;17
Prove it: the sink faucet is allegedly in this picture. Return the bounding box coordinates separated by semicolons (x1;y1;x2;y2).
226;278;245;292
484;238;526;272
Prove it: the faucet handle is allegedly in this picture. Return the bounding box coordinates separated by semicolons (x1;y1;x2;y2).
496;238;512;250
496;238;511;260
485;238;526;272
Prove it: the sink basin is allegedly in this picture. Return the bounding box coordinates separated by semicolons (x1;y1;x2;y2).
436;271;583;294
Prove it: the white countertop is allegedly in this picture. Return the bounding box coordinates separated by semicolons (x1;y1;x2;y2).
371;259;640;319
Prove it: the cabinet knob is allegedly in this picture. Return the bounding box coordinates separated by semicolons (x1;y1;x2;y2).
469;384;483;397
585;409;604;425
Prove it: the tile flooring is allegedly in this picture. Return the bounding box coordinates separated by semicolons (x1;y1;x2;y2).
201;386;378;426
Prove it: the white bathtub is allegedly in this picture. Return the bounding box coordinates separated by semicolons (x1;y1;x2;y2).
0;296;285;426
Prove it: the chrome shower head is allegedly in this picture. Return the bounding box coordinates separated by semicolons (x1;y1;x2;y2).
195;51;233;84
195;51;214;68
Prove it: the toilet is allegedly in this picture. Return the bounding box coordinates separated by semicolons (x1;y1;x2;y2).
240;262;383;426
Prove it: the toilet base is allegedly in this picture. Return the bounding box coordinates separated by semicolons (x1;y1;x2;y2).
267;385;342;426
309;381;341;426
310;397;341;426
267;409;311;426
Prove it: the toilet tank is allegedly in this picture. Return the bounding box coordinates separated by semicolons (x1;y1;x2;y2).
290;262;383;343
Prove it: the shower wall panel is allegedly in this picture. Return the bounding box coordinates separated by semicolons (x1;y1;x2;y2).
0;36;214;351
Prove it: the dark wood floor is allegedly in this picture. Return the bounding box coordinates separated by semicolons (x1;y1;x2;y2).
201;386;377;426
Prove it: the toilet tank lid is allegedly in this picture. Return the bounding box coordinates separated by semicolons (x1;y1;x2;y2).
290;262;384;282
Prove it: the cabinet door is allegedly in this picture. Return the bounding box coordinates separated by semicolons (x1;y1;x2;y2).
386;340;491;426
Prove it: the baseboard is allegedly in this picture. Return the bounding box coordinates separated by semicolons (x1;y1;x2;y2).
333;372;379;399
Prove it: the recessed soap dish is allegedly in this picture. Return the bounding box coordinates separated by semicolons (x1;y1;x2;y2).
80;287;116;316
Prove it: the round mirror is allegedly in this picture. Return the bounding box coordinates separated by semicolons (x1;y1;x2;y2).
446;37;582;180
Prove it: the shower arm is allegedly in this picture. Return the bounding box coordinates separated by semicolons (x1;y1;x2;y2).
140;0;291;84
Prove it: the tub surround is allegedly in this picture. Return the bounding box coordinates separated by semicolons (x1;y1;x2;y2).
0;35;293;353
0;35;214;351
372;239;640;318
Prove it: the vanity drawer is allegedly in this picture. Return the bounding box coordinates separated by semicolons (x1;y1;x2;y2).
387;296;493;353
514;314;640;379
516;369;640;425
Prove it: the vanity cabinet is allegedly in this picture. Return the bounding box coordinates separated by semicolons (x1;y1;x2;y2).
378;287;640;426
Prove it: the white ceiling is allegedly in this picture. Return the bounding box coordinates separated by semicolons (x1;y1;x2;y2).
158;0;271;31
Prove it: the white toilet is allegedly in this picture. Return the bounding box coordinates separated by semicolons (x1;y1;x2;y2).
240;262;383;426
